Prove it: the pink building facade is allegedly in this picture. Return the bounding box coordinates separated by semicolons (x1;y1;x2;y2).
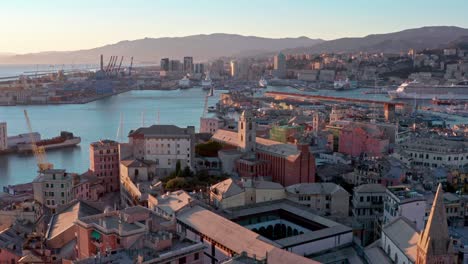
89;140;120;192
338;124;389;158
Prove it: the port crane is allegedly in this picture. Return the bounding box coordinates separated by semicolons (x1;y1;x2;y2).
23;110;53;171
116;56;124;76
128;57;133;76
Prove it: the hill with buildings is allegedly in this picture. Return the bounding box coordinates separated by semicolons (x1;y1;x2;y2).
284;26;468;54
0;34;324;64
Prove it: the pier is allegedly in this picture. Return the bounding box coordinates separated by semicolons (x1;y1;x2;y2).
264;91;406;122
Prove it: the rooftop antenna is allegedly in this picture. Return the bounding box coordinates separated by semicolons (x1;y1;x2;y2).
141;111;145;127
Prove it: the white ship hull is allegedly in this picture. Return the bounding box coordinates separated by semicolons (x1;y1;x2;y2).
17;137;81;153
388;91;468;100
388;81;468;100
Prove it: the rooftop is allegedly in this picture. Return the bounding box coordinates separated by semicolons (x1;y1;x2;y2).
387;185;425;203
285;182;349;196
76;211;146;236
211;178;244;198
156;190;193;215
212;129;301;158
177;205;319;264
129;125;194;137
354;183;387;193
382;217;419;262
47;200;101;241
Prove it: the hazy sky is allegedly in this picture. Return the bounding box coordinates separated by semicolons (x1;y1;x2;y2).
2;0;468;53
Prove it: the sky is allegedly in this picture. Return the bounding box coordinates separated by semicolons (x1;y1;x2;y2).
1;0;468;54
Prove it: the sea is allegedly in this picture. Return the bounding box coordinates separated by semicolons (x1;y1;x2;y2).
0;65;466;187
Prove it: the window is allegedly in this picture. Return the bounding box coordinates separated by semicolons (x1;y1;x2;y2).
179;257;186;264
194;253;199;260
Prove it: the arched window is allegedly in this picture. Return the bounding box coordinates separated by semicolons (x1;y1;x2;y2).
387;245;391;255
394;253;398;264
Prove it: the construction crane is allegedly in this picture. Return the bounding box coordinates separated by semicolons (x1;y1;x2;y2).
23;110;53;171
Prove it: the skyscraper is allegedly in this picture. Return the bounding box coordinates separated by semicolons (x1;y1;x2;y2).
183;56;194;73
160;58;169;71
274;52;286;78
230;60;238;78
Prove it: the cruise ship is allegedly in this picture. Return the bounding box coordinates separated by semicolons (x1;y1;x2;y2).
388;80;468;100
178;76;191;88
201;72;213;89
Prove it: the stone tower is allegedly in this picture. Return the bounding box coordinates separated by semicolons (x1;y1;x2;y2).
416;184;457;264
238;110;256;153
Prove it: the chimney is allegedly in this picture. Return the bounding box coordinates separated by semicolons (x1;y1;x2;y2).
100;54;104;71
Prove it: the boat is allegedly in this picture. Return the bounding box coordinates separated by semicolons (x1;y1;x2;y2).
258;76;268;88
17;131;81;153
333;79;356;90
431;97;462;105
178;76;191;88
201;72;213;89
388;80;468;100
207;106;216;112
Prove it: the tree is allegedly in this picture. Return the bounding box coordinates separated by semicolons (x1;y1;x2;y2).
165;177;188;190
175;160;182;176
182;166;192;177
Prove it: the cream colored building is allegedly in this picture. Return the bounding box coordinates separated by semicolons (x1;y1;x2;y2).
285;183;350;216
210;178;285;210
126;125;195;177
32;169;76;213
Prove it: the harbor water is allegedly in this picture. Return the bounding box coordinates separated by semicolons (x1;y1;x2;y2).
0;85;466;187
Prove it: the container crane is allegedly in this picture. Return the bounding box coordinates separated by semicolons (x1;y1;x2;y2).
116;56;124;76
128;57;133;76
23;110;53;171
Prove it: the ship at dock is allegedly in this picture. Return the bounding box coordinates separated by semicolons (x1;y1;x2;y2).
388;80;468;100
333;78;357;91
17;131;81;153
201;72;213;90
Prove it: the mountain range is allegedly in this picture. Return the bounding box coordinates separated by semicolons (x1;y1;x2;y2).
1;26;468;64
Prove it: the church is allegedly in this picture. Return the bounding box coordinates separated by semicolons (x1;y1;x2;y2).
212;110;316;186
365;184;458;264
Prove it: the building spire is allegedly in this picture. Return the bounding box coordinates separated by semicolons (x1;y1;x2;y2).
416;183;455;263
